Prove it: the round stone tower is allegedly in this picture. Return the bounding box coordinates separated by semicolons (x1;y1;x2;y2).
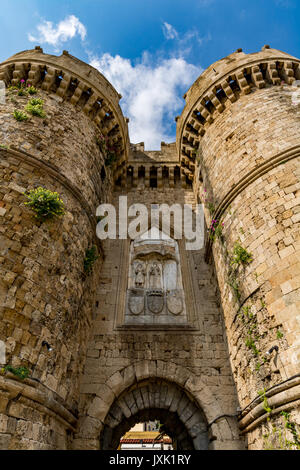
177;46;300;449
0;47;129;449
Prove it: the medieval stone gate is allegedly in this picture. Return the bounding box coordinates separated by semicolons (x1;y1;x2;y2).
0;45;299;450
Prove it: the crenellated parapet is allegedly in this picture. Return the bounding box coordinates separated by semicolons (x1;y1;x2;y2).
0;46;130;174
177;46;300;180
115;141;193;189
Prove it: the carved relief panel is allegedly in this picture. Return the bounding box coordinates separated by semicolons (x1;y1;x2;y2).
125;228;188;326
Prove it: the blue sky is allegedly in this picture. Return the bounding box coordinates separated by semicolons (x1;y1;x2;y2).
0;0;299;148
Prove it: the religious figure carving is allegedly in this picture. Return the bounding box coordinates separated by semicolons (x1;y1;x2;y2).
149;262;162;289
135;263;145;287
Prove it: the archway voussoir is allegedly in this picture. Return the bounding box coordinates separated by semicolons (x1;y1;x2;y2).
148;360;157;378
132;387;144;411
105;412;122;429
106;371;125;397
179;402;195;425
164;383;176;409
160;384;169;409
134;361;150;381
185;375;205;394
172;365;191;386
140;387;150;409
169;388;183;413
156;360;169;380
116;397;132;419
121;365;136;390
123;390;138;416
95;383;117;407
109;403;125;424
148;384;156;409
177;395;190;417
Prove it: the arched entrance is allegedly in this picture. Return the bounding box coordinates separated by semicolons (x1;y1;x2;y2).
100;379;209;450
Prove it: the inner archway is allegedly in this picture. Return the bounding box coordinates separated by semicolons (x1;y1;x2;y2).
100;379;209;450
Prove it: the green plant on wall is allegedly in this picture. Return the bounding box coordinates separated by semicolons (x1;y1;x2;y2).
238;304;270;373
1;365;30;380
262;406;300;450
27;86;38;95
227;276;241;301
25;98;46;118
281;411;300;448
208;218;224;242
96;134;119;166
13;110;29;122
258;389;272;415
276;330;284;340
24;187;65;221
105;152;117;167
84;246;99;275
230;242;253;266
9;80;38;97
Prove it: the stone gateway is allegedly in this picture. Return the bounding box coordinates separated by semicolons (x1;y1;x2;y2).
0;45;299;450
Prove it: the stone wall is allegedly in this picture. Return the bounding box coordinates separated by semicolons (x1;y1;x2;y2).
74;187;245;450
178;48;300;448
0;48;127;449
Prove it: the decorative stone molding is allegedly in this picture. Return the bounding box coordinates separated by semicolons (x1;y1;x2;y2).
238;375;300;433
0;375;78;431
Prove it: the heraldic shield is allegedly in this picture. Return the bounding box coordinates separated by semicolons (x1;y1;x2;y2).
166;289;183;316
128;289;145;315
147;289;164;314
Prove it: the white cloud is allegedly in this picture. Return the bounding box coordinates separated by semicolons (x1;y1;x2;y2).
28;14;205;149
162;22;179;40
90;53;202;149
28;15;87;49
275;0;294;6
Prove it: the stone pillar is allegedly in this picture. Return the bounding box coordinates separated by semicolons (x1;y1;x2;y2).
169;167;175;188
157;167;163;189
132;166;138;188
145;166;150;188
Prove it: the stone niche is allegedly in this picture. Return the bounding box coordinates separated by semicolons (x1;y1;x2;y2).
125;227;188;326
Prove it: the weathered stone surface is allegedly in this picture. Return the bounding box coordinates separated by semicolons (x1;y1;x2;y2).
1;46;299;451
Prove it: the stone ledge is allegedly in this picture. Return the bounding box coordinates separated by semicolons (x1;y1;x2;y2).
115;324;198;331
0;375;78;431
238;375;300;432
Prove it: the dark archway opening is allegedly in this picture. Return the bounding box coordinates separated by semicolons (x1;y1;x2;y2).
99;379;209;450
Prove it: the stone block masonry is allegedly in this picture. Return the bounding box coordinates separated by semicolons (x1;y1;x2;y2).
0;45;299;450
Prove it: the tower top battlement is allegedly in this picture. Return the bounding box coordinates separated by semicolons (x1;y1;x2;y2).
0;47;130;170
177;47;300;179
183;47;300;104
